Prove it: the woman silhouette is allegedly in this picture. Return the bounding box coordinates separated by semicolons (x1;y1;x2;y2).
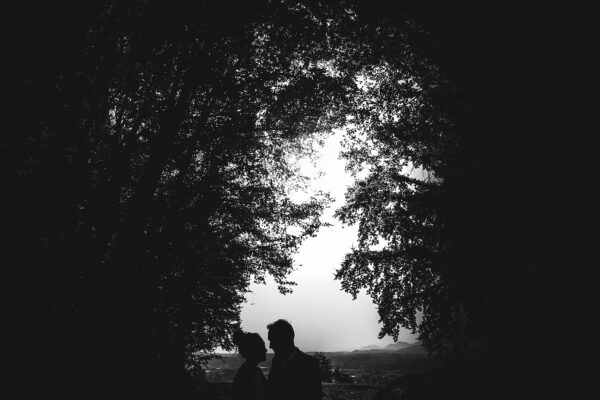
232;330;268;400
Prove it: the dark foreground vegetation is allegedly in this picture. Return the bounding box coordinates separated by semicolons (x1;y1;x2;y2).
3;1;588;399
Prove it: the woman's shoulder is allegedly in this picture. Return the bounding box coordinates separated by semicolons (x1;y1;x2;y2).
233;363;267;400
234;363;251;381
234;362;261;383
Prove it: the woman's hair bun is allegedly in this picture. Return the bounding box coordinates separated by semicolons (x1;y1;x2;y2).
232;329;246;346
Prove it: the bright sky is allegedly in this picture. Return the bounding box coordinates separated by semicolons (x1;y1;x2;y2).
237;129;416;352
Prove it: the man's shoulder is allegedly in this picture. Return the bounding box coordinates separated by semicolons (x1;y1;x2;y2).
292;350;322;385
294;350;319;368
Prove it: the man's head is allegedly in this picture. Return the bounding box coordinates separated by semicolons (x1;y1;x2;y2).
267;319;295;354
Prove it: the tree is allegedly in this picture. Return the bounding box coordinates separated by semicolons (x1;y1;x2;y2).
3;1;343;396
314;352;333;383
332;2;583;398
334;55;457;354
2;1;439;397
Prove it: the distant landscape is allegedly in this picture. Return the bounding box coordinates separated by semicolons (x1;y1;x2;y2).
358;341;414;351
203;341;438;399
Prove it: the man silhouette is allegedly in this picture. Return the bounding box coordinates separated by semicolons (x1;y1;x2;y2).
266;319;322;400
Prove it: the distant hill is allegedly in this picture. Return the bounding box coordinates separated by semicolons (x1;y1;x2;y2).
359;344;382;350
383;341;411;350
327;344;435;373
355;341;420;352
394;343;427;355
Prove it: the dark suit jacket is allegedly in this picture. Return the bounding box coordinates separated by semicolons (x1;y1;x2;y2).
267;348;322;400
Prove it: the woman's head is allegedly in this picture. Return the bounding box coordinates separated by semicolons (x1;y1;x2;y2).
232;330;267;363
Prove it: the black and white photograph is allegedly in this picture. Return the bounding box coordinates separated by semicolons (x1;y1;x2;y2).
3;1;588;399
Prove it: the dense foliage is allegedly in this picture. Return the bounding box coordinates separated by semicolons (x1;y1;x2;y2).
332;7;583;400
2;1;365;397
3;0;452;397
314;352;334;382
334;58;456;353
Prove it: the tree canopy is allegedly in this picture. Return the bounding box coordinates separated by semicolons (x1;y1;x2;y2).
331;4;584;398
333;1;581;355
3;1;441;397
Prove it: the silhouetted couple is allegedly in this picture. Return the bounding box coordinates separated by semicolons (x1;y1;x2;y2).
232;319;322;400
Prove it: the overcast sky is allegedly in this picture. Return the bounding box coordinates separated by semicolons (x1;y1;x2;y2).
237;130;416;352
